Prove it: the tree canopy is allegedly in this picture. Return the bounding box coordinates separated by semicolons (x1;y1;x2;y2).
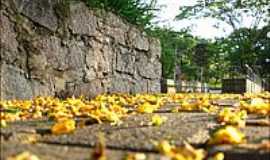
176;0;269;30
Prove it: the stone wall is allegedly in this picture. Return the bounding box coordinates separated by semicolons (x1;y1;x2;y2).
0;0;161;100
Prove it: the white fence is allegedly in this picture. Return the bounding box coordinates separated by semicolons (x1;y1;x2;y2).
166;79;209;93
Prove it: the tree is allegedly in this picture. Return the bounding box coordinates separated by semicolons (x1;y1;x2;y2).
175;0;270;80
206;40;230;86
176;0;269;30
219;26;270;78
149;28;198;79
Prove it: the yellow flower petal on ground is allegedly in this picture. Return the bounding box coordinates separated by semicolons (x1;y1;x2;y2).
156;140;173;156
156;140;205;160
7;151;40;160
51;119;76;135
137;103;156;113
1;119;7;128
145;95;158;104
125;153;146;160
208;126;245;145
217;108;247;127
208;152;224;160
1;92;269;127
240;97;270;115
151;114;167;126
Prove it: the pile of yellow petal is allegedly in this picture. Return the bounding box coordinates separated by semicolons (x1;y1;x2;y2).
1;92;269;124
51;118;76;135
7;151;40;160
240;97;270;115
0;93;169;124
1;92;269;136
172;95;220;114
136;95;165;113
156;140;206;160
0;96;128;125
217;108;247;127
208;126;246;145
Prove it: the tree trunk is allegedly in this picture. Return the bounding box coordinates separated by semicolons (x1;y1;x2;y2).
175;64;182;93
161;64;167;93
200;67;204;92
174;47;182;93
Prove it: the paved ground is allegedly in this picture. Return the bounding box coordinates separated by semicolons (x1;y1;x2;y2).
1;102;270;160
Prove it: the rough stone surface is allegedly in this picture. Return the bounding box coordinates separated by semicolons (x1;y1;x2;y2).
116;47;136;74
128;27;149;51
12;0;58;31
0;63;33;100
69;3;98;36
136;53;161;79
148;80;162;93
0;1;162;100
0;11;19;63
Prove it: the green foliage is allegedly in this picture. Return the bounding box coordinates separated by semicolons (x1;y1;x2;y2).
175;0;270;82
193;43;208;67
176;0;269;30
148;27;228;82
148;28;178;78
85;0;157;29
148;28;198;79
206;40;230;84
225;26;270;78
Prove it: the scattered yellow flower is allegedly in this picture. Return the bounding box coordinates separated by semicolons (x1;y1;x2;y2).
1;119;7;128
217;108;247;127
150;114;167;126
156;140;172;156
1;92;269;138
125;153;146;160
51;119;76;135
156;140;206;160
7;151;40;160
240;97;270;115
137;103;156;113
208;152;224;160
208;126;245;145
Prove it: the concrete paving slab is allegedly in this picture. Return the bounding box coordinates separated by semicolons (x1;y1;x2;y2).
1;141;161;160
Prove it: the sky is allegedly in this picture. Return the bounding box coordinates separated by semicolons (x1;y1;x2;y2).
152;0;267;39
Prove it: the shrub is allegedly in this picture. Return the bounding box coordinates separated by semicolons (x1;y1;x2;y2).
84;0;157;29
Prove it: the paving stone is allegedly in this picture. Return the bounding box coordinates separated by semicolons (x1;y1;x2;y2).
1;108;269;160
243;126;270;143
209;145;270;160
40;113;213;151
1;141;161;160
212;99;239;106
